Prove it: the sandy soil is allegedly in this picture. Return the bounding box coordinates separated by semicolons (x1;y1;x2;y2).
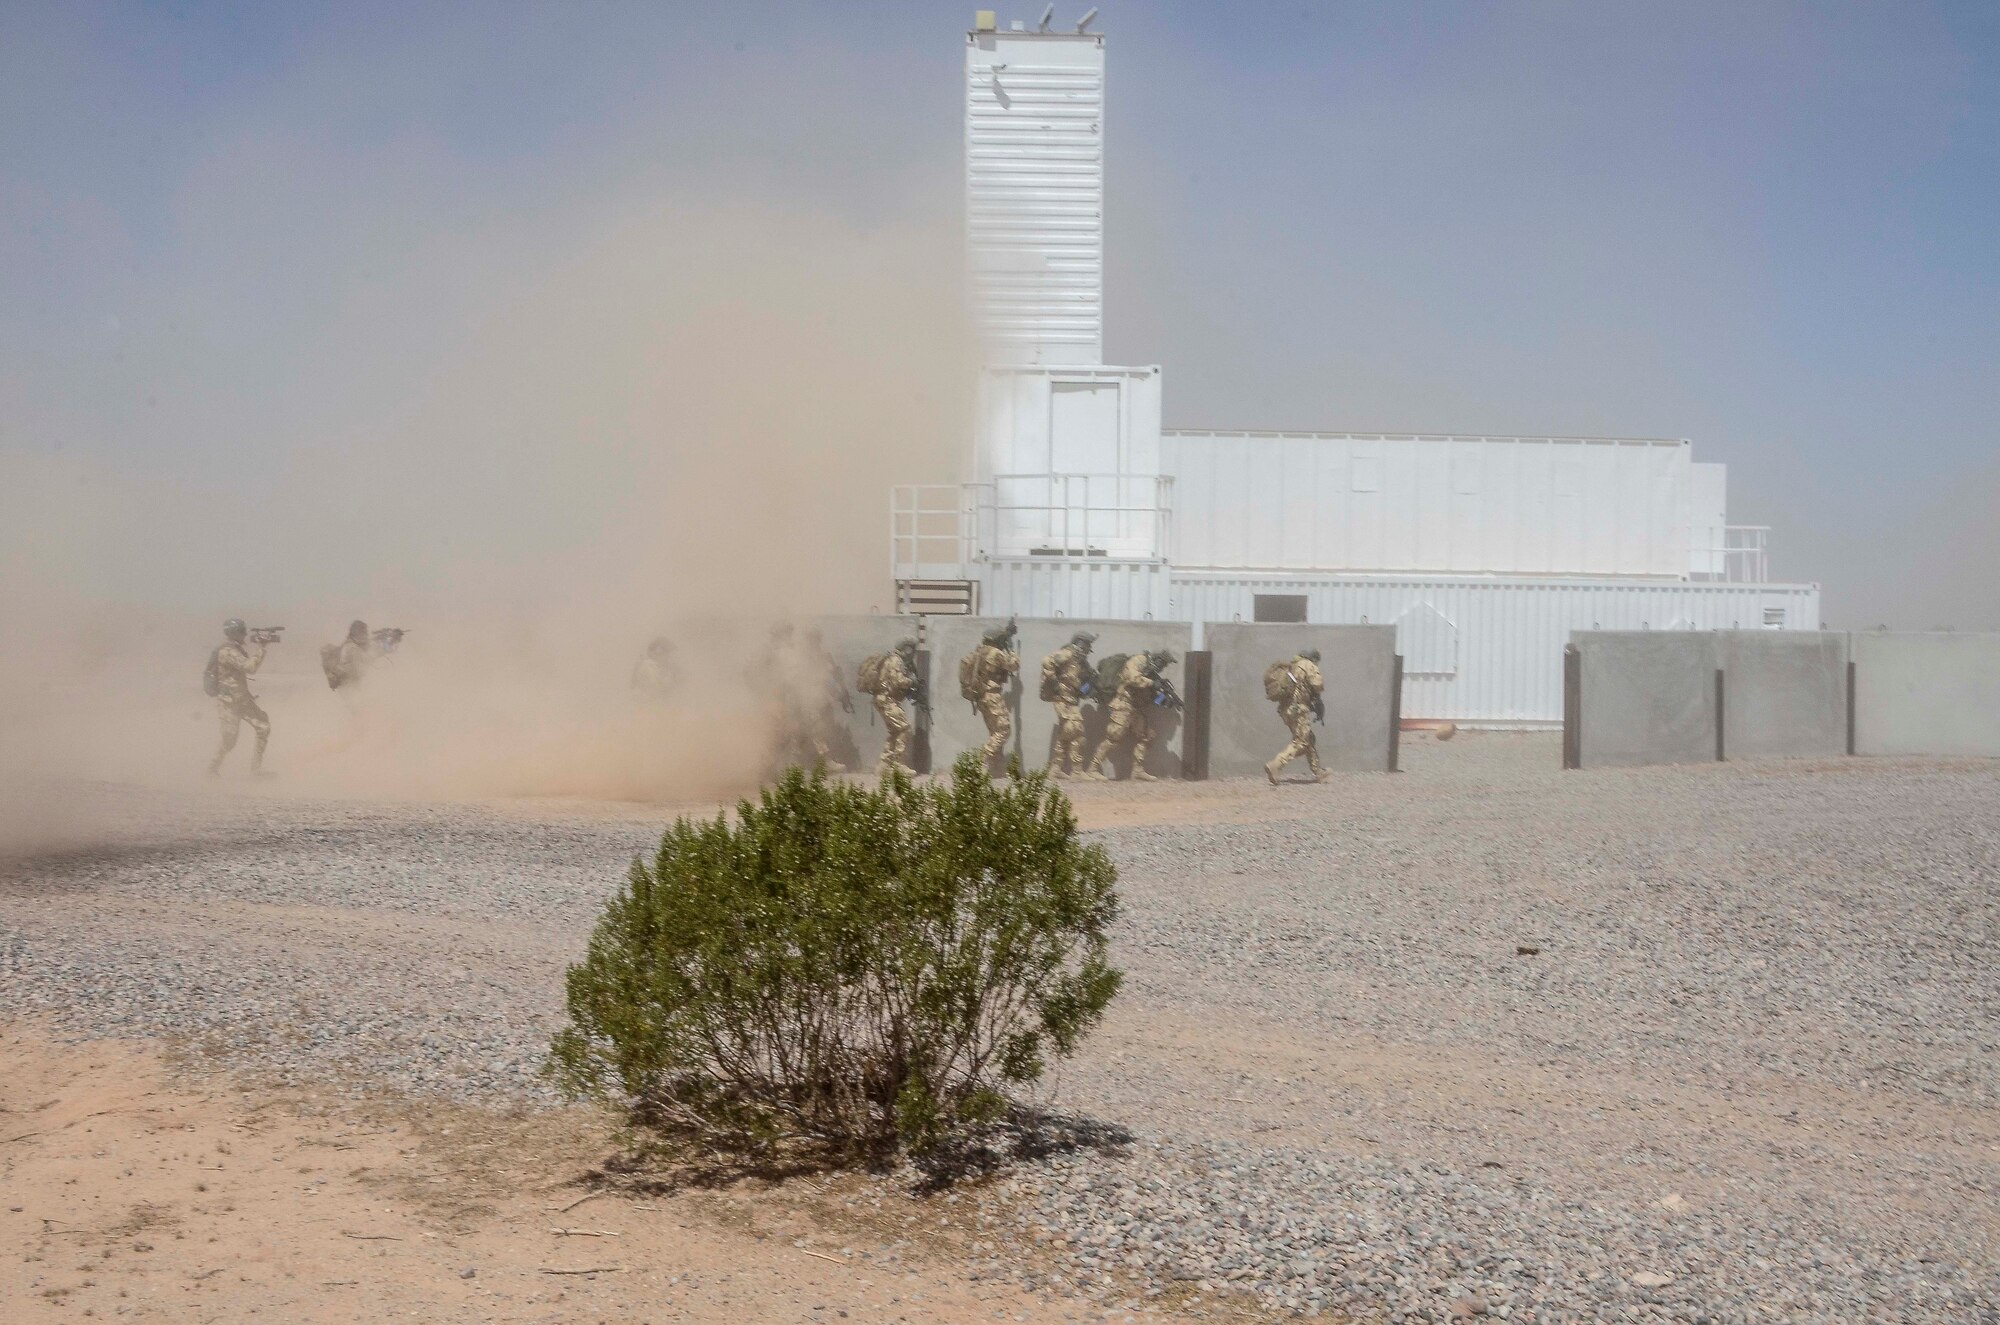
0;1025;1208;1325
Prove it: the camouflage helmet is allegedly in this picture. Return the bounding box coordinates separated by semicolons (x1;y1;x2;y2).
349;619;370;643
894;637;918;656
982;620;1016;647
1298;647;1321;662
1070;630;1098;651
223;618;246;639
1149;648;1179;667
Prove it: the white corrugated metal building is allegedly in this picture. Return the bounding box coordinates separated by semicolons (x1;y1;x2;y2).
891;12;1819;726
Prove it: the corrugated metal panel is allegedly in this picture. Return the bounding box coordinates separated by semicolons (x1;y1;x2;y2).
976;558;1172;622
1168;571;1821;725
966;31;1105;366
1161;431;1695;578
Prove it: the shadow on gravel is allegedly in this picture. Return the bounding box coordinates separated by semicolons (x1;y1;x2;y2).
566;1105;1134;1201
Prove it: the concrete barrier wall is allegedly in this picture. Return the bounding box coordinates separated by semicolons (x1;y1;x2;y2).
1202;624;1398;778
1854;632;2000;757
1572;632;1717;768
805;616;926;772
1716;631;1848;759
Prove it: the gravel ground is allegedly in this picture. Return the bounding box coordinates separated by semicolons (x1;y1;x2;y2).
3;736;1997;1323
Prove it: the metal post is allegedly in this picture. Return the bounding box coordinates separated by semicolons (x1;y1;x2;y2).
1846;659;1858;756
914;649;934;775
1181;651;1212;781
1561;644;1582;770
1389;654;1405;772
1714;667;1727;762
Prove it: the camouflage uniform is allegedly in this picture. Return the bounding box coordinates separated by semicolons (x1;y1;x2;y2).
873;649;918;773
209;638;270;774
1266;654;1327;783
630;642;677;702
773;631;848;771
1041;641;1094;776
1087;654;1164;782
969;640;1017;770
334;636;377;689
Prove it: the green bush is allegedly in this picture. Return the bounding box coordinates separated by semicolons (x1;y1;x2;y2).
544;755;1122;1161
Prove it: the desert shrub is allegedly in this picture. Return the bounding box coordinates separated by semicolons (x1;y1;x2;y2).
544;754;1122;1160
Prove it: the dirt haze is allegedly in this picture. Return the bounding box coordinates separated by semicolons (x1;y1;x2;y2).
0;204;972;849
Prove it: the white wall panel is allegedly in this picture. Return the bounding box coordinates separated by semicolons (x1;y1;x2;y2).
1168;572;1821;725
1163;432;1695;578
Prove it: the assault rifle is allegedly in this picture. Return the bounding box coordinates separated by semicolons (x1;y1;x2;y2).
248;626;285;645
1151;670;1184;713
371;627;409;652
912;677;932;721
1313;693;1326;725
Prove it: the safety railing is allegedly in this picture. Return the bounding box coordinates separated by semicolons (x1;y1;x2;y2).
890;473;1173;583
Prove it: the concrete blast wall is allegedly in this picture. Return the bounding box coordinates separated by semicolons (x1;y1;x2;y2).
1570;631;1852;767
803;616;927;772
1571;632;1718;768
1853;632;2000;757
925;617;1192;777
1715;632;1848;759
1202;624;1398;778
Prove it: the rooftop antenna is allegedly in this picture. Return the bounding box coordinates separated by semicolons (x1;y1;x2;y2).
1076;7;1098;32
1038;4;1054;31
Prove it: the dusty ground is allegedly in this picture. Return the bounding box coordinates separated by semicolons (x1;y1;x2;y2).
0;1025;1207;1325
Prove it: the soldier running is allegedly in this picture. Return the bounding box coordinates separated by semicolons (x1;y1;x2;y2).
206;618;273;776
1038;630;1097;777
1085;649;1177;782
1265;647;1328;784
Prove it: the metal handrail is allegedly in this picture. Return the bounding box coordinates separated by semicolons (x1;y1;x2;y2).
891;473;1173;581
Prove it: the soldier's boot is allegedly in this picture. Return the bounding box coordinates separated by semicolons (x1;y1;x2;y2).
1264;759;1281;786
1312;767;1329;782
1131;768;1160;783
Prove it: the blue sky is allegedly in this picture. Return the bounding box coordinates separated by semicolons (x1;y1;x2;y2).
3;1;1995;625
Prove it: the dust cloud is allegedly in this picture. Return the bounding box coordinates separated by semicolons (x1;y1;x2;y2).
0;205;971;851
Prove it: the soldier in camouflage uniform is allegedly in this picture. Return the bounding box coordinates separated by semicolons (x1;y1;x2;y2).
1266;647;1328;784
207;618;271;776
792;627;851;772
967;621;1019;773
630;636;678;702
1039;630;1096;778
1085;649;1176;782
871;638;921;774
330;619;378;690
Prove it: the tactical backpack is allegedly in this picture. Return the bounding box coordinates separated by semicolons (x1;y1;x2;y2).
957;651;981;701
1093;652;1130;700
1263;661;1294;703
321;643;347;691
201;648;222;698
856;652;888;696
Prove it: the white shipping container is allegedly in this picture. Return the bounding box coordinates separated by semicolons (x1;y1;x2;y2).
1166;572;1821;725
1162;431;1695;579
